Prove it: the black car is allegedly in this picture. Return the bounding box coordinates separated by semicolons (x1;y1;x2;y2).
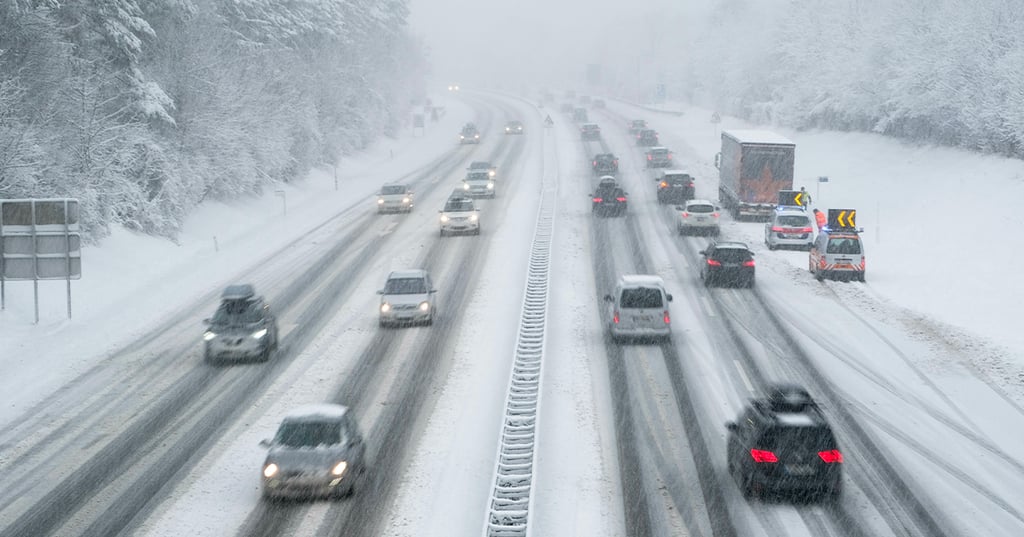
645;147;673;168
726;384;843;502
203;284;279;363
580;123;601;141
636;128;658;146
699;241;755;287
592;153;619;175
591;177;627;217
656;171;695;203
629;119;648;134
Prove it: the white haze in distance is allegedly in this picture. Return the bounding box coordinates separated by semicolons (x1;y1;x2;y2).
408;0;711;92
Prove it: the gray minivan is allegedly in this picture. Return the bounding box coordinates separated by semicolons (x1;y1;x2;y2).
604;275;673;343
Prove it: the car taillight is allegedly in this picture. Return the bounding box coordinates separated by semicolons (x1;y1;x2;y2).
667;154;672;159
663;310;670;324
593;197;603;202
593;161;597;166
613;310;620;324
660;181;668;188
707;259;721;266
712;212;720;218
860;256;866;270
771;226;784;232
681;212;690;218
616;196;627;202
750;449;778;463
743;260;755;267
818;450;843;463
800;227;813;233
647;155;653;160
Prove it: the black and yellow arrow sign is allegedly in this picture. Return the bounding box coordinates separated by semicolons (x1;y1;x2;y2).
794;192;805;206
827;209;857;229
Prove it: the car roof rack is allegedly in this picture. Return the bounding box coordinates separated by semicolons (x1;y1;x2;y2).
765;383;815;412
222;283;256;300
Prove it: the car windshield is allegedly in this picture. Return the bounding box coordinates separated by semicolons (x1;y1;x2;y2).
466;172;489;181
759;425;836;452
211;299;263;324
274;420;342;448
619;287;663;308
688;204;715;213
713;248;752;263
444;199;474;212
384;277;427;294
826;237;862;254
380;185;406;195
652;149;669;156
778;215;810;226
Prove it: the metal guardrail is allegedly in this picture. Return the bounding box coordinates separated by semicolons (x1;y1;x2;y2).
482;151;556;537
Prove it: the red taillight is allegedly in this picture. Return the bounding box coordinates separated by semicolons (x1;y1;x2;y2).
667;154;672;159
681;212;690;218
663;310;670;324
712;212;720;217
592;160;597;166
593;197;603;202
613;311;620;324
743;260;755;267
707;259;721;266
818;450;843;463
800;227;813;233
750;449;778;463
647;155;653;160
771;226;784;232
860;256;866;270
616;196;627;202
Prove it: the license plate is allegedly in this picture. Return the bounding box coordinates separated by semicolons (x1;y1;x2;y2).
786;464;814;476
695;217;706;222
632;315;653;322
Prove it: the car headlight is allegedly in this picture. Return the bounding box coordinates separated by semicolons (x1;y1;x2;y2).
252;328;268;339
440;214;449;223
460;135;465;139
419;301;430;311
469;213;479;222
463;183;470;190
263;463;278;478
402;197;411;204
377;198;384;204
331;461;348;476
203;331;217;341
487;182;494;189
381;303;391;313
488;170;495;177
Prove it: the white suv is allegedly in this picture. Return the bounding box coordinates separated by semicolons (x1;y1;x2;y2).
378;269;437;327
462;170;495;198
439;194;480;236
604;275;673;343
377;183;413;213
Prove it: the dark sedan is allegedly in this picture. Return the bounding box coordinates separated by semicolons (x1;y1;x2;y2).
699;241;755;287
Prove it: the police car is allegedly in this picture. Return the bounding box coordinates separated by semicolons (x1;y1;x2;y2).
809;209;865;282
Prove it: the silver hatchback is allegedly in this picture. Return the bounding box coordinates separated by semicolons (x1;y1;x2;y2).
378;269;437;327
260;404;367;500
765;208;814;250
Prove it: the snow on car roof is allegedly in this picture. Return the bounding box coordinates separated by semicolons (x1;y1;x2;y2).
773;412;817;427
723;129;795;145
283;404;349;421
388;269;428;279
619;274;666;287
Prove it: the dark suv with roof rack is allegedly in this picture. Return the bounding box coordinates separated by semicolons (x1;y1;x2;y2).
726;383;843;502
202;284;279;363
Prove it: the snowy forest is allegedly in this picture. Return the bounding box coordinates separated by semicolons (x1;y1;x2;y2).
0;0;424;241
687;0;1024;156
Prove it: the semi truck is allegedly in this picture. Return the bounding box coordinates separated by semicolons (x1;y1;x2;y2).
715;130;795;220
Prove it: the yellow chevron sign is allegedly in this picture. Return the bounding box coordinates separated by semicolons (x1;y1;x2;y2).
794;192;805;206
836;210;856;227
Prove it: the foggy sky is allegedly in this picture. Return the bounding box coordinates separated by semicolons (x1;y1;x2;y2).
407;0;700;91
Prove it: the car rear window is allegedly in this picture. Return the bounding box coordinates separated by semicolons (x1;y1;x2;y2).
778;215;810;226
826;237;862;254
619;287;664;308
687;204;715;213
713;248;752;263
275;421;342;448
385;277;427;294
759;425;836;451
381;185;406;195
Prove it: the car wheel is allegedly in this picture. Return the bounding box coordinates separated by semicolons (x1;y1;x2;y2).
259;343;272;362
424;315;433;326
746;277;755;288
474;227;481;236
703;274;713;287
203;347;216;365
439;229;445;237
272;325;280;350
712;227;721;237
815;270;825;282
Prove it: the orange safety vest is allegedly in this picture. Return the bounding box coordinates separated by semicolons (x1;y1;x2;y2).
814;211;826;228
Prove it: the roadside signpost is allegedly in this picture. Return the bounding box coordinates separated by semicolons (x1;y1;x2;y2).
1;198;81;322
